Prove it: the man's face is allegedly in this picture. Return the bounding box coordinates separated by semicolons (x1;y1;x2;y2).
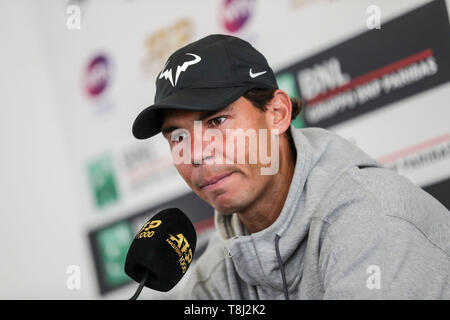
161;97;278;214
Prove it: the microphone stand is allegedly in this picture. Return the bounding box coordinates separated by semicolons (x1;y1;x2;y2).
129;270;150;300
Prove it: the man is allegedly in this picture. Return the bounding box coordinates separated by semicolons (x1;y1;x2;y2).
132;34;450;299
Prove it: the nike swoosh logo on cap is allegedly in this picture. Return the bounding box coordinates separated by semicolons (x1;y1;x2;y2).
249;68;267;78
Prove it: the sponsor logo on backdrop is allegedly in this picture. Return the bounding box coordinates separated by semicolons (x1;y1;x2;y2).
379;133;450;174
88;192;215;295
221;0;256;33
141;18;194;78
94;222;134;289
276;72;305;128
302;50;438;125
121;142;177;191
276;0;450;128
84;53;110;97
87;154;120;209
377;132;450;210
82;52;115;115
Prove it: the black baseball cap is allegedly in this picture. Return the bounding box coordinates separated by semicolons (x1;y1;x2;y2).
132;34;278;139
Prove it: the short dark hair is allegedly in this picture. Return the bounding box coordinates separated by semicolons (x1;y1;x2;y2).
243;88;303;120
243;88;303;159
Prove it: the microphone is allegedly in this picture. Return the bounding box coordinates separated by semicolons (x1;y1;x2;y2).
124;208;197;300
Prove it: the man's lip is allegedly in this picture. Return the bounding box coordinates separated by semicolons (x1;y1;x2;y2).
199;172;234;189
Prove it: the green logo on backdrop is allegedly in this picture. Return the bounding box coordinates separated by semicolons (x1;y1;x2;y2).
96;222;133;286
87;155;119;208
276;72;305;128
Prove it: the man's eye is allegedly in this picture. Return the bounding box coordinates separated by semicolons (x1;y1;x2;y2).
209;116;226;127
170;129;189;143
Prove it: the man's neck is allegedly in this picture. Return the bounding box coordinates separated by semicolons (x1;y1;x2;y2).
236;135;296;234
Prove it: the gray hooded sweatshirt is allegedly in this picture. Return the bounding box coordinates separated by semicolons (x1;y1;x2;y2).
180;126;450;299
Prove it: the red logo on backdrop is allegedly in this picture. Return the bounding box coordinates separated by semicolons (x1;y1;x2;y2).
221;0;255;33
275;0;450;128
84;54;110;97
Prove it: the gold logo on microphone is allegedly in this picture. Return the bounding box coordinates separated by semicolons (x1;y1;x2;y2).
166;233;193;273
136;219;162;239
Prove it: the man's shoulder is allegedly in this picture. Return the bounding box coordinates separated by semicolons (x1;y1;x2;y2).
315;164;448;223
313;165;450;257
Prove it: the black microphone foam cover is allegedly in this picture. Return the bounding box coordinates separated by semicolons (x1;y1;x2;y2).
124;208;197;292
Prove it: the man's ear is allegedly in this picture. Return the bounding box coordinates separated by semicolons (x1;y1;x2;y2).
264;89;292;135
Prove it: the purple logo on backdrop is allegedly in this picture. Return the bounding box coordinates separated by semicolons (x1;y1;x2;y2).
84;54;110;97
221;0;255;33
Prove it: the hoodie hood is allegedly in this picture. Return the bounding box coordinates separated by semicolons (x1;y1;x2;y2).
213;125;381;295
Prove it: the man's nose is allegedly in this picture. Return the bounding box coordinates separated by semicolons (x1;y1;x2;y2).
190;129;207;165
190;130;220;166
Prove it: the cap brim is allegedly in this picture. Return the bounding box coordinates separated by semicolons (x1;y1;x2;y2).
132;85;257;139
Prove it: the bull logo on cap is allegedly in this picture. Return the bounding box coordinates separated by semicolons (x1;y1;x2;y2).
159;53;202;87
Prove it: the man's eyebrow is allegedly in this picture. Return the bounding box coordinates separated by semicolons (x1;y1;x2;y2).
198;109;221;121
199;104;234;121
161;126;179;137
161;105;234;137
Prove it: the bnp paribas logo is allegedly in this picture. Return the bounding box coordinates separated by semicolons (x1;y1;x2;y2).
276;72;305;128
87;154;120;209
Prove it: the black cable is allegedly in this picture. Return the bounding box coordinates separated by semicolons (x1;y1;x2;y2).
275;234;290;300
129;270;149;300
